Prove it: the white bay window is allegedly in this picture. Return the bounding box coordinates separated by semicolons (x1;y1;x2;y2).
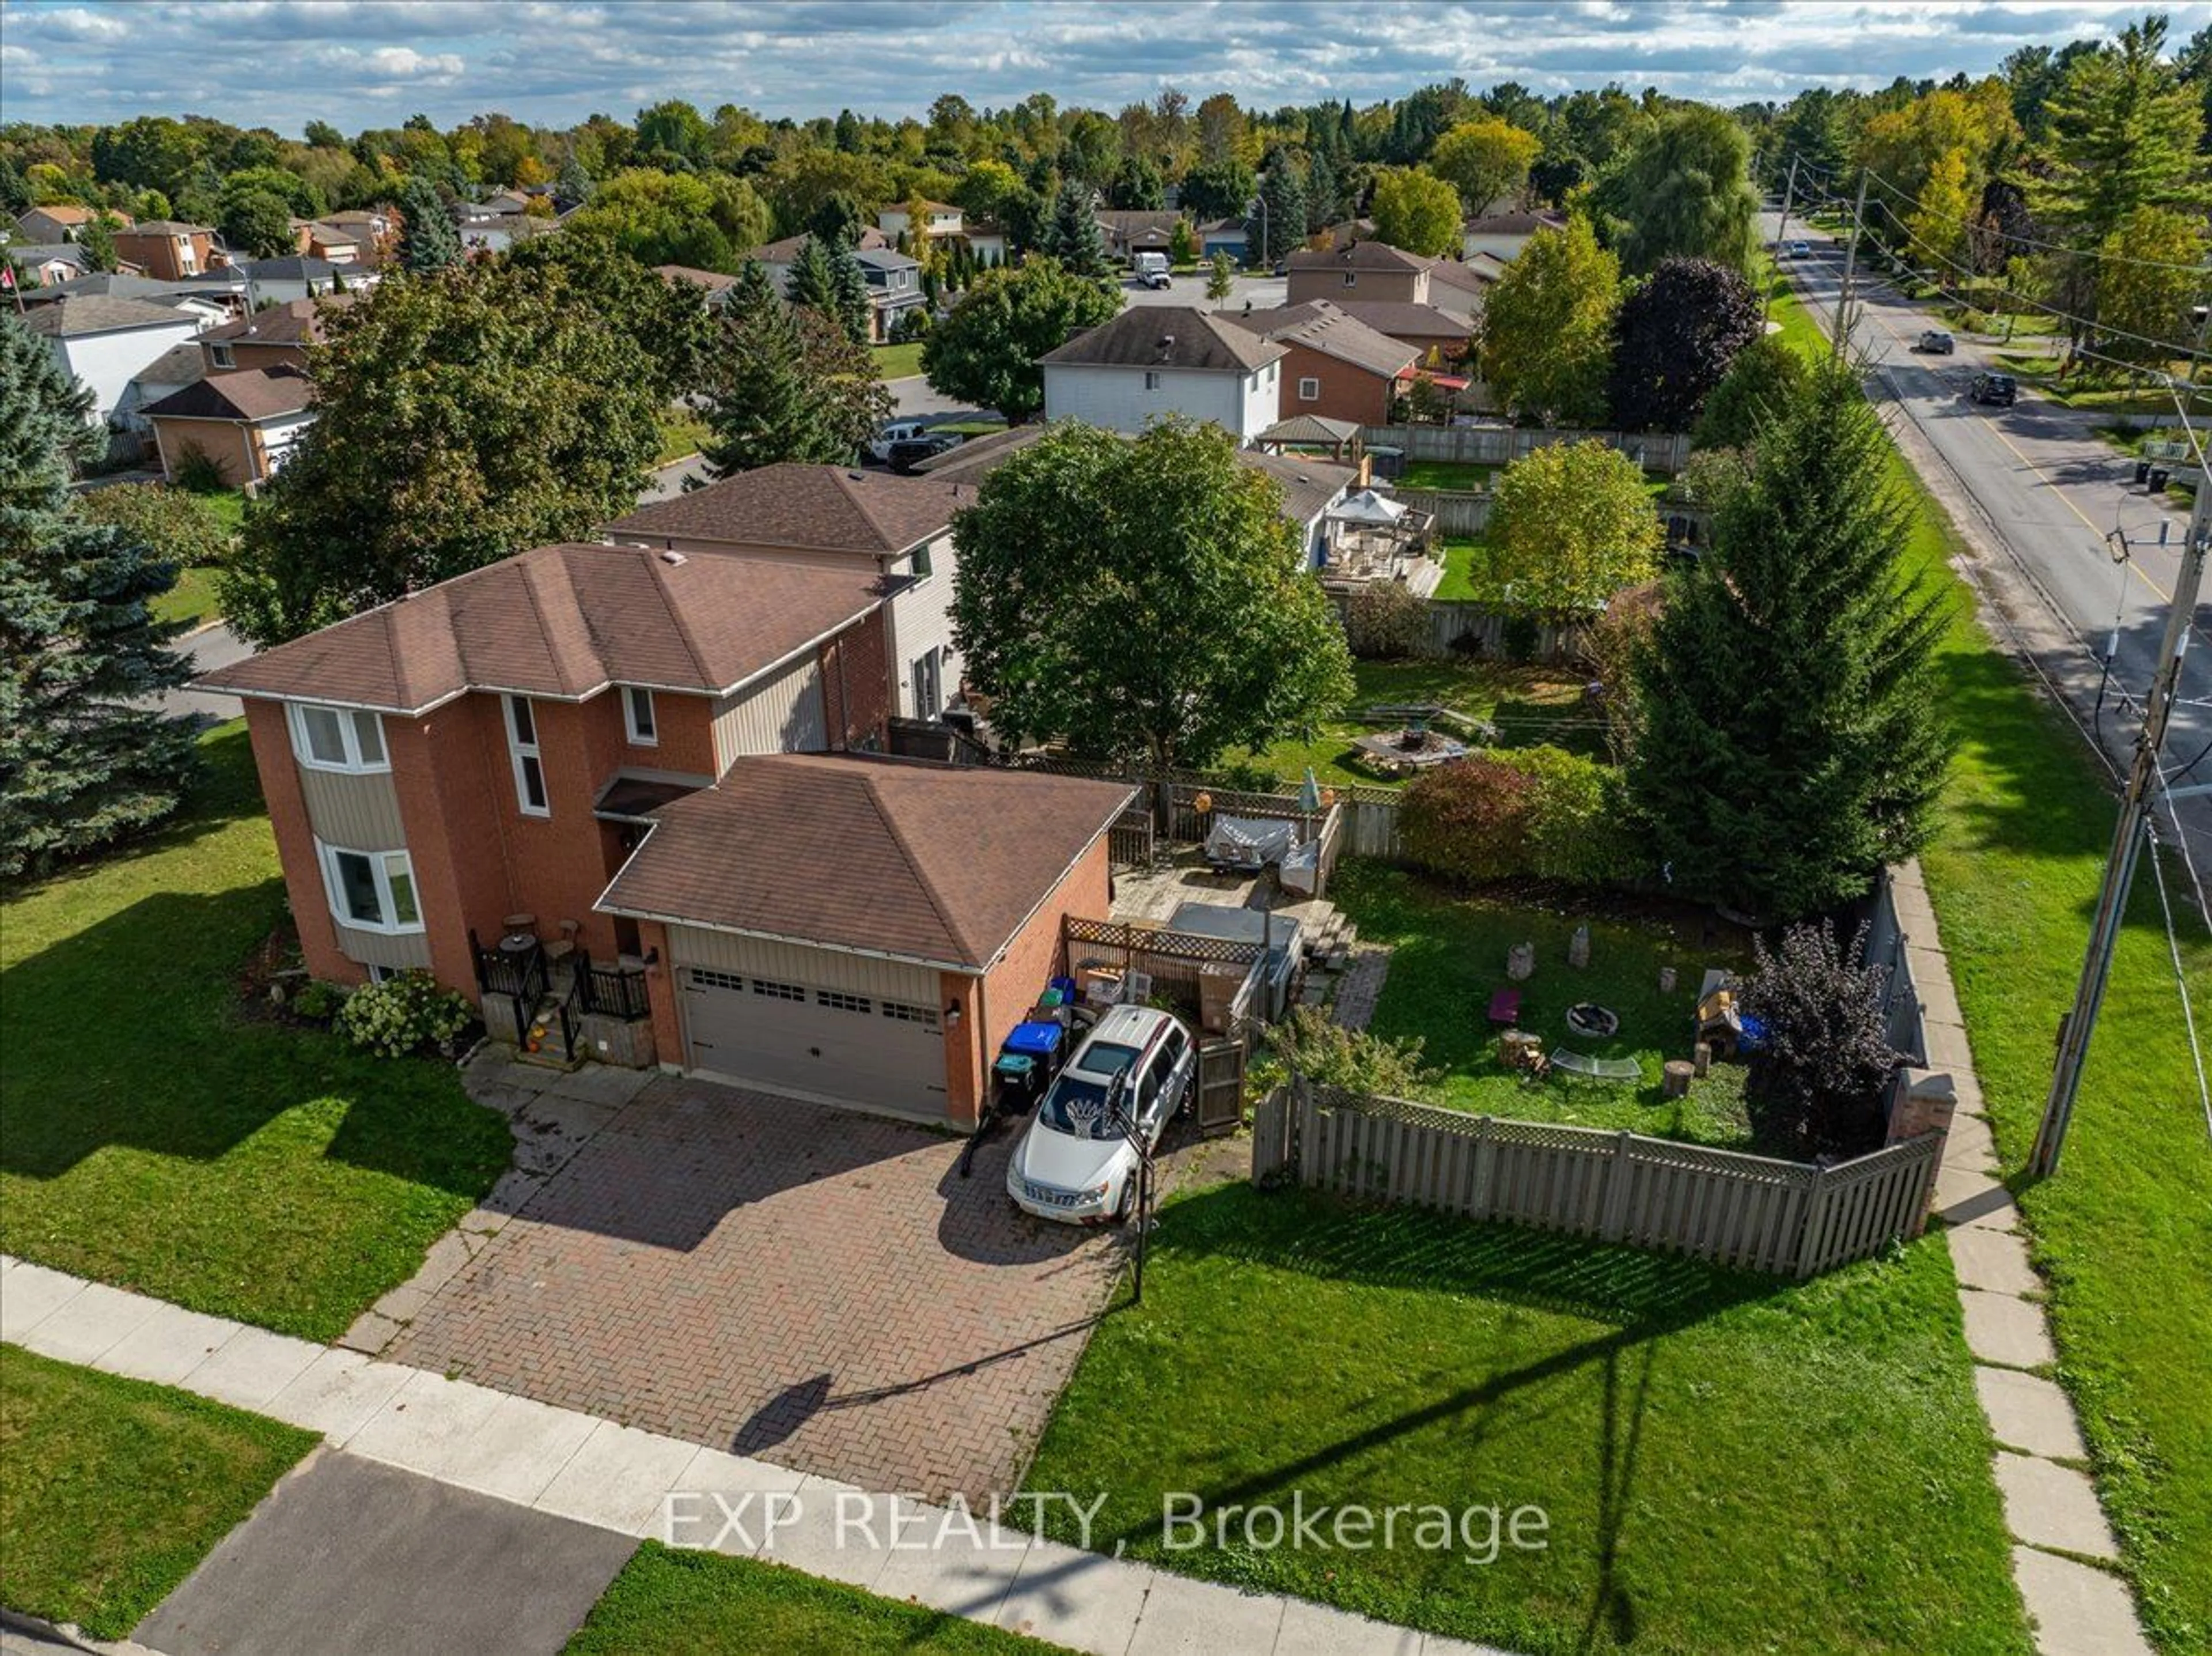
288;702;388;773
316;839;422;934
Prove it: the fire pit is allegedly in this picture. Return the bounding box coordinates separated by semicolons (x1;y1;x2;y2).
1565;1003;1620;1039
1351;723;1468;770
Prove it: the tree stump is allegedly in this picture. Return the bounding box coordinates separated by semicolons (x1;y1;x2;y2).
1506;942;1536;981
1658;966;1678;993
1663;1060;1695;1099
1692;1041;1713;1077
1568;924;1591;969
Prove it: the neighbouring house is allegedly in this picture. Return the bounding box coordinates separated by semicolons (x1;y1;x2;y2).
320;209;393;266
1426;256;1495;309
1242;300;1419;426
196;294;347;374
290;218;362;264
192;534;1131;1128
115;341;207;433
653;264;745;312
478;189;535;217
112;220;226;281
1286;240;1453;307
146;366;316;486
1249;298;1474;362
226;255;365;308
1196;218;1249;262
854;247;925;341
878;200;963;243
603;463;965;723
596;755;1131;1123
21;293;206;432
1039;305;1285;443
452;206;555;256
747;226;892;293
963;220;1008;264
18;271;239;324
3;240;90;286
1094;210;1185;262
1461;209;1566;263
14;204;127;244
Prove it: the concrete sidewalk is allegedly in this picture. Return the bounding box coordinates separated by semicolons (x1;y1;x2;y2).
0;1255;1509;1656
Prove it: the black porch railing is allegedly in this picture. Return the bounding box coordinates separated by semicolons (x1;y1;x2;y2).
471;928;547;1045
575;950;652;1021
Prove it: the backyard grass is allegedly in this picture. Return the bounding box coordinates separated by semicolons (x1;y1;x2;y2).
1022;1186;2031;1656
1240;658;1599;789
566;1544;1073;1655
656;405;713;465
151;562;223;630
1774;277;2212;1653
1332;863;1756;1147
0;725;514;1342
1396;459;1495;491
0;1344;316;1640
871;341;926;381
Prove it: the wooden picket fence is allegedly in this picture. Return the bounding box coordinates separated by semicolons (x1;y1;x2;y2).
1252;1080;1942;1277
1361;423;1694;474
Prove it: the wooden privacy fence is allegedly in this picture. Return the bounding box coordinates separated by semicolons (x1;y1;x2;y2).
1389;486;1492;538
1362;424;1693;475
1423;601;1592;663
1252;1081;1944;1277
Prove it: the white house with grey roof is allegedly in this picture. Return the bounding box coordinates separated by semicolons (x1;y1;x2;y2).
1038;306;1286;443
22;293;207;431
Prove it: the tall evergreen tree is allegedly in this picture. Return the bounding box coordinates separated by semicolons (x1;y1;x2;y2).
1628;360;1953;921
396;174;461;274
0;315;195;877
785;233;839;311
2033;14;2208;244
1046;178;1112;278
699;295;890;475
827;239;874;347
1256;152;1306;265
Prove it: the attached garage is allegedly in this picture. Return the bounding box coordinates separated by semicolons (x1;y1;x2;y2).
596;753;1134;1129
668;931;947;1115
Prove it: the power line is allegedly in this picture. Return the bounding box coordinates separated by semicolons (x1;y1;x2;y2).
1855;161;2212;275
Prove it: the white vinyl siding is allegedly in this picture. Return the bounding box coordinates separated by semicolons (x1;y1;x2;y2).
885;534;959;721
711;656;828;770
1041;362;1269;441
666;925;938;1005
315;838;423;935
504;694;549;816
288;702;388;773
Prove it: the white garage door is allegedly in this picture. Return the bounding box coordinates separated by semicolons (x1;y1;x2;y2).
680;966;948;1115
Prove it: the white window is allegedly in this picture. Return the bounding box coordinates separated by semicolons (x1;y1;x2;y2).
210;342;234;369
316;840;422;935
1298;376;1321;402
1342;271;1356;287
504;694;549;816
623;686;657;746
287;702;388;773
1143;371;1163;390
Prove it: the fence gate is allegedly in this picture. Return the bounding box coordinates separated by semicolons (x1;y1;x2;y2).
1193;1039;1245;1136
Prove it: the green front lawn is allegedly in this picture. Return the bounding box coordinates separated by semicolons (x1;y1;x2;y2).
1773;278;2212;1652
1024;1187;2030;1656
1334;863;1755;1146
0;725;513;1341
152;563;223;630
567;1544;1073;1655
655;406;713;465
871;341;926;381
0;1345;316;1640
1241;659;1599;789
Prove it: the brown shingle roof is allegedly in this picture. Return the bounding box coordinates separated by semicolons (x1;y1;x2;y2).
1248;300;1419;379
1236;449;1358;523
1463;210;1566;235
604;464;960;555
198;295;349;347
20;294;202;338
1424;258;1495;297
146;366;314;422
194;543;887;714
1286;240;1428;274
653;264;741;293
1040;306;1285;373
1248;300;1473;344
597;754;1134;970
749;226;892;263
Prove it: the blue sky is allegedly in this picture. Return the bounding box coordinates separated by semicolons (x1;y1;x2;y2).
3;1;2207;131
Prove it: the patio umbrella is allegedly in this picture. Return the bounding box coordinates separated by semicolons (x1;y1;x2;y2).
1325;489;1408;525
1300;766;1322;850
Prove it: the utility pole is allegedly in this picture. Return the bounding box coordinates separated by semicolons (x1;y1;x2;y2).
2033;477;2212;1175
1832;169;1870;360
1767;154;1800;319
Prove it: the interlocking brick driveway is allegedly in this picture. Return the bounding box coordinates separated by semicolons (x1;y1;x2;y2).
387;1078;1121;1503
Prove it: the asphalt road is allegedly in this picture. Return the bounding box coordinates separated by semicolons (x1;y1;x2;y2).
1769;214;2211;867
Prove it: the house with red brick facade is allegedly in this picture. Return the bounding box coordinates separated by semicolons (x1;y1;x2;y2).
1242;300;1419;427
195;524;1131;1129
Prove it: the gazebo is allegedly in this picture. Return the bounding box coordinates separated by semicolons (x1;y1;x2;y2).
1255;414;1364;466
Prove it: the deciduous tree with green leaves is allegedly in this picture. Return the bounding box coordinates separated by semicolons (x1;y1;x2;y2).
697;271;888;477
219;261;661;644
1600;106;1761;273
1487;439;1663;613
1691;333;1808;451
949;418;1353;774
921;256;1119;422
1477;215;1620;426
1628;359;1953;921
1428;115;1542;214
0;314;195;877
1206;251;1234;307
2093;204;2207;364
1369;167;1463;256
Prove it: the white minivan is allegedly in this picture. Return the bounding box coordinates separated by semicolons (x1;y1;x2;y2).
1007;1005;1193;1224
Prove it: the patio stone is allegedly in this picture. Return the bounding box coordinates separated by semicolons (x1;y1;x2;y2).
1948;1227;2042;1297
336;1310;406;1356
2010;1545;2156;1656
1942;1110;2001;1172
1921;1019;1978;1075
1975;1367;2089;1462
1126;1570;1285;1655
1960;1289;2057;1369
996;1535;1158;1654
1993;1452;2118;1559
0;1257;87;1341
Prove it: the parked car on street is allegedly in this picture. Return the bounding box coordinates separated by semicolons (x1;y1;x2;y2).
1969;372;2018;407
1133;251;1172;289
1787;240;1811;259
887;433;961;474
866;419;931;463
1916;329;1955;354
1007;1004;1193;1224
